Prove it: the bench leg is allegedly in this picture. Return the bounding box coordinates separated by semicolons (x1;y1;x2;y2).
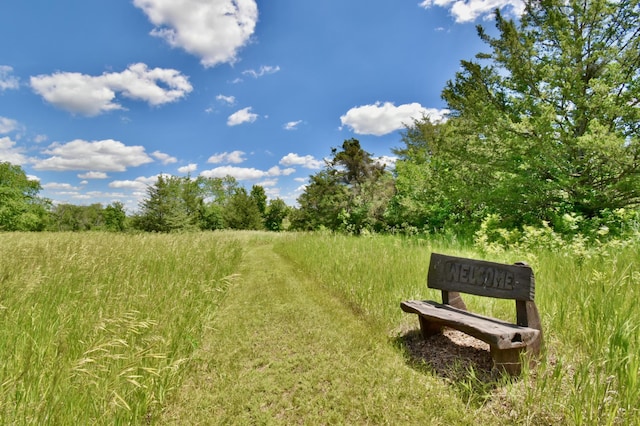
418;316;442;339
490;346;525;375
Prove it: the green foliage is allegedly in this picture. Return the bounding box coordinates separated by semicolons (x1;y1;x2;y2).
249;185;267;217
293;139;394;233
394;0;640;236
291;169;349;231
389;119;477;234
0;162;50;231
223;187;264;230
132;175;275;232
264;198;289;231
103;202;127;232
134;175;197;232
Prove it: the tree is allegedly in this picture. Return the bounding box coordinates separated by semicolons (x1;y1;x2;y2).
103;202;127;231
264;198;289;231
293;139;394;232
291;169;349;230
436;0;640;227
250;185;267;218
200;176;240;230
223;187;263;230
388;119;472;232
134;175;194;232
0;162;49;231
331;138;386;186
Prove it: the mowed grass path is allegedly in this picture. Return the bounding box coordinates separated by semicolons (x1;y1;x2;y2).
161;236;487;425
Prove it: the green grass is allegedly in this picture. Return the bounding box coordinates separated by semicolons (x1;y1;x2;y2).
1;231;639;424
274;232;640;425
160;233;490;425
0;232;242;424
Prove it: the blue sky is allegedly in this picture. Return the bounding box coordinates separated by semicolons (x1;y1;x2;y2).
0;0;522;210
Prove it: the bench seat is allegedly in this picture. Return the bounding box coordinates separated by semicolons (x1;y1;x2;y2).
400;300;540;350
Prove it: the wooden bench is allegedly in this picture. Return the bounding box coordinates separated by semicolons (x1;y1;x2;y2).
400;253;543;375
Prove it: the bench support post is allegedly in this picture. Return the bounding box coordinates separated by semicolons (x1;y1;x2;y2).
516;300;543;357
442;290;467;311
418;316;441;339
490;346;525;375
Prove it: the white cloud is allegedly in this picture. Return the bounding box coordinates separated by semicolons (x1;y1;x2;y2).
268;166;295;176
279;153;323;169
216;94;236;105
418;0;524;23
257;179;277;187
0;136;27;165
78;171;108;179
200;165;294;180
208;150;246;164
133;0;258;68
0;117;19;134
30;63;192;116
109;174;167;191
178;163;198;173
283;120;302;130
33;139;154;171
242;65;280;78
0;66;19;91
151;150;177;164
340;101;449;136
33;134;48;143
42;182;80;191
227;107;258;126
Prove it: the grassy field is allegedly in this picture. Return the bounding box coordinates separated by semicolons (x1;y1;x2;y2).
275;232;640;425
0;232;242;423
1;231;638;424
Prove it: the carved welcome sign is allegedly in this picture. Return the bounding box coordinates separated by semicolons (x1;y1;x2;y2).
428;253;535;301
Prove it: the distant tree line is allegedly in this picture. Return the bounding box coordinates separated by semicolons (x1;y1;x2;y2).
3;0;640;239
0;161;290;233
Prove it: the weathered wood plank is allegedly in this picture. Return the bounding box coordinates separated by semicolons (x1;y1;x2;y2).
428;253;535;301
400;300;540;350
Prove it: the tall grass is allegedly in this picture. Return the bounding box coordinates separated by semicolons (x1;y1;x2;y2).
275;232;640;425
0;232;242;424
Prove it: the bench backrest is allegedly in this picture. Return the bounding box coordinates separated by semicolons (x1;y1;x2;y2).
428;253;535;301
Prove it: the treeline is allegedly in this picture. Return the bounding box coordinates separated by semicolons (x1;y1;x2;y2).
3;0;640;240
0;162;289;233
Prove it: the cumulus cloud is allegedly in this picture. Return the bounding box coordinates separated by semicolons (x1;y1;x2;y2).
283;120;302;130
178;163;198;173
279;153;323;169
0;136;27;165
151;150;177;164
42;182;81;191
0;66;19;91
242;65;280;78
109;174;167;191
78;171;109;179
216;94;236;105
0;116;19;134
208;150;246;164
340;102;449;136
418;0;524;23
133;0;258;67
30;63;192;116
227;107;258;126
200;165;295;180
33;139;154;171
